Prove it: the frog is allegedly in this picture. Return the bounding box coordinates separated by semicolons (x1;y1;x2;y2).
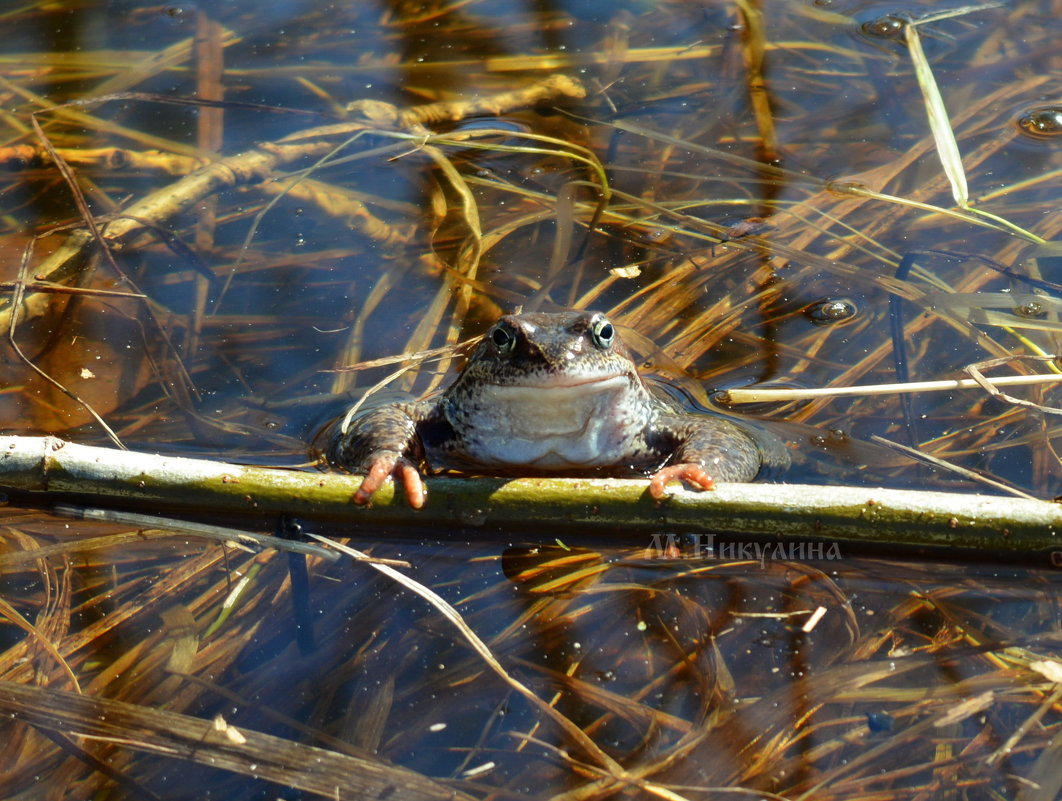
327;310;789;508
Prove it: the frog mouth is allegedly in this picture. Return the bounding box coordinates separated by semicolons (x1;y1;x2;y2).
475;375;634;435
490;373;631;390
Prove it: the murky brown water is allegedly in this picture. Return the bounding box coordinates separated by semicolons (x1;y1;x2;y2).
0;0;1060;798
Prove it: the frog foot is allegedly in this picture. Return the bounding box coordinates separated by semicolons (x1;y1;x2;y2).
648;463;715;499
354;451;427;509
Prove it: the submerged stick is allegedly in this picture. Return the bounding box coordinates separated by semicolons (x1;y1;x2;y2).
0;680;473;801
51;504;339;561
0;436;1059;558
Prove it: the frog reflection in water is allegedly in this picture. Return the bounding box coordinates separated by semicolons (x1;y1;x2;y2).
329;311;789;508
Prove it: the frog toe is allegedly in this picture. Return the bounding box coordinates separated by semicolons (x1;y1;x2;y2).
354;452;426;508
648;463;715;499
396;459;427;508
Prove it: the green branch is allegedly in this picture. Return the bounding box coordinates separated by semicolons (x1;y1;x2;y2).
1;436;1059;558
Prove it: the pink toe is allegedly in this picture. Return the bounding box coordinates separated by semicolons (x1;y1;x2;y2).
353;453;426;508
649;464;716;498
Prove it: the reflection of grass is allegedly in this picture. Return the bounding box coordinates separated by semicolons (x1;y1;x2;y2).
0;0;1060;798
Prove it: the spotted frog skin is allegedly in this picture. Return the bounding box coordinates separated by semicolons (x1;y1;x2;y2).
328;311;789;508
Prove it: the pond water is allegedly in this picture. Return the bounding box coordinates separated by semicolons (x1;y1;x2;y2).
0;0;1060;798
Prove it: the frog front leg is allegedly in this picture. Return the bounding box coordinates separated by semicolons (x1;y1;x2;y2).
647;416;767;499
328;401;432;508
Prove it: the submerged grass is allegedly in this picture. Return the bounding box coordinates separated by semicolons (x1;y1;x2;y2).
2;516;1060;799
0;0;1059;798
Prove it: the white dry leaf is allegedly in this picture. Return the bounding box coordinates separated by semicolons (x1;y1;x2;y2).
212;713;248;744
933;691;995;727
610;265;641;279
1029;659;1062;684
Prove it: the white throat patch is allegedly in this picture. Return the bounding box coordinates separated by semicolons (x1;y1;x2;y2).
448;376;647;468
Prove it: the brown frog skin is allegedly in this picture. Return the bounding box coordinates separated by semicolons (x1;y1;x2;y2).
328;311;789;508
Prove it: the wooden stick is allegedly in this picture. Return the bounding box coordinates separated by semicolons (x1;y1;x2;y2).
0;436;1059;559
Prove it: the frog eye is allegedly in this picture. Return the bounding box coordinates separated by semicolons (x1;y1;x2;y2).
590;316;615;349
490;323;517;355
